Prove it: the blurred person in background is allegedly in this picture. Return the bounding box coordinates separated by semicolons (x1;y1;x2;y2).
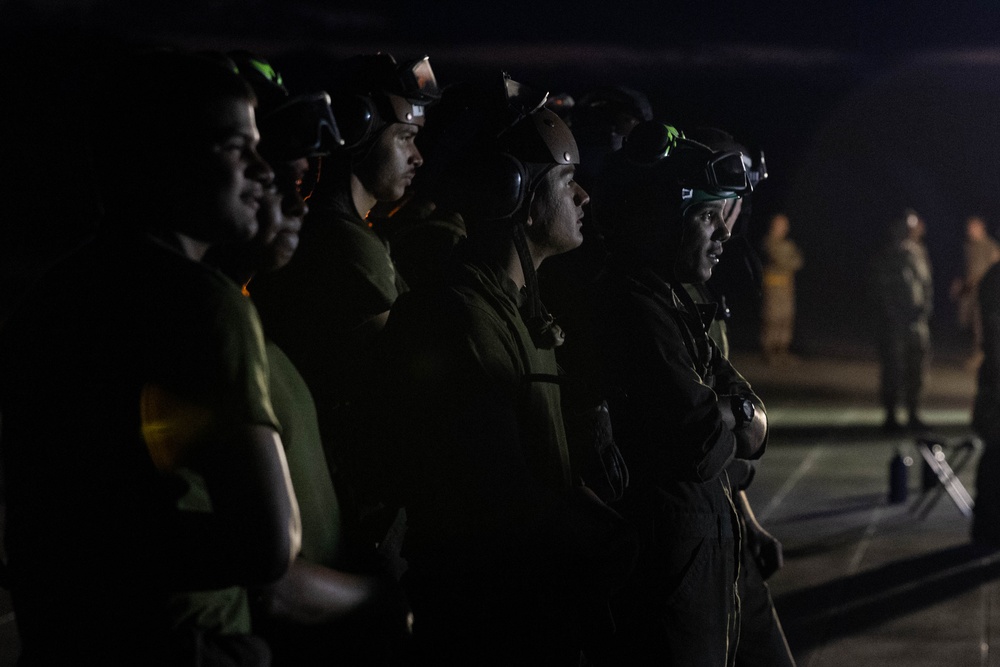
950;215;1000;369
972;258;1000;548
873;208;933;433
760;212;804;365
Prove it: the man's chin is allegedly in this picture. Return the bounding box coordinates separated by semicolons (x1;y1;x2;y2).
219;215;259;245
233;220;259;243
678;267;712;285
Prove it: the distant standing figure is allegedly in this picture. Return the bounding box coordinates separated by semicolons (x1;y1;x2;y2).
760;213;803;363
971;260;1000;546
873;209;933;433
950;216;1000;369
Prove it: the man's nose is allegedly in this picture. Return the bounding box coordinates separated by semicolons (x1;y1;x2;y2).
249;149;274;185
716;216;732;242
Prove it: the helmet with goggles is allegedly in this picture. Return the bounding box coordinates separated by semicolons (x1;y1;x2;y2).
686;125;768;242
327;53;441;152
622;121;751;208
426;73;579;222
229;51;343;162
595;120;750;264
686;125;768;193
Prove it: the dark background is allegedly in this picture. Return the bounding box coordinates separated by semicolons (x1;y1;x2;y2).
5;0;1000;358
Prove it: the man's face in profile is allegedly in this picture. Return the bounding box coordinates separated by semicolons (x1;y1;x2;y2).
353;120;423;203
183;98;274;245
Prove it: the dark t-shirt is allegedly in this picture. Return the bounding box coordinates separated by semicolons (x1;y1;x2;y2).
266;341;343;568
251;197;408;532
252;198;406;422
0;233;276;661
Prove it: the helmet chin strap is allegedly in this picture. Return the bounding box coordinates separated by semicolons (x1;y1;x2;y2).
511;205;565;349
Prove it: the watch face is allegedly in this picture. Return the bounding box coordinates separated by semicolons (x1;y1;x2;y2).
732;395;754;425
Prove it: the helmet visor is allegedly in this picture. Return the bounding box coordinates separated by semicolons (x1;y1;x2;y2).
397;56;441;104
504;77;549;119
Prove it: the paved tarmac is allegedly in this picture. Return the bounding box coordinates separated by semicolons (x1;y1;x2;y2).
735;351;993;667
0;351;989;665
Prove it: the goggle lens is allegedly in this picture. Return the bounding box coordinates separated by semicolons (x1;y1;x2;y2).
703;150;751;193
260;92;343;160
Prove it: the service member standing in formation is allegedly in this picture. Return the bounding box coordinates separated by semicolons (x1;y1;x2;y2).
0;50;299;664
873;208;934;433
379;75;637;666
252;53;441;555
589;121;768;666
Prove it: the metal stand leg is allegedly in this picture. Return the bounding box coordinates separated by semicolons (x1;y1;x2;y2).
910;437;979;519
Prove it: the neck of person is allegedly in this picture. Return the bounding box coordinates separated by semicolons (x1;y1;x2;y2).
149;229;211;263
350;173;377;221
504;237;546;289
503;240;527;289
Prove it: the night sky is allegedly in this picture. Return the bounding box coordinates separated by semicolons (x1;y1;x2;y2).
5;0;1000;355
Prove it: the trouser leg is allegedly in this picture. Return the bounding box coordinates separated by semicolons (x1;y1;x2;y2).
735;550;795;667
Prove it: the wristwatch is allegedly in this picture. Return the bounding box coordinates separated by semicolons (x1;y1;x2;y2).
731;394;755;429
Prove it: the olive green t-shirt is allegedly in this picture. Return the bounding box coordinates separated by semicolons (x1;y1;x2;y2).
0;233;279;652
267;341;343;567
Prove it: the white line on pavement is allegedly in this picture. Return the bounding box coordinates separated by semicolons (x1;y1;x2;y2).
759;445;824;523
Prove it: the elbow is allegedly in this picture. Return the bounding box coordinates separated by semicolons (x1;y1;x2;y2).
251;581;284;620
268;508;302;583
247;527;297;585
242;501;301;585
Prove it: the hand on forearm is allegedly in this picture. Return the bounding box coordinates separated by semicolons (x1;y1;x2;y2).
738;490;784;579
745;518;784;579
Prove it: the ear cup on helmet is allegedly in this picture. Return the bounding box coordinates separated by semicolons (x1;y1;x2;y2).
329;94;381;151
480;153;529;220
437;153;528;221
